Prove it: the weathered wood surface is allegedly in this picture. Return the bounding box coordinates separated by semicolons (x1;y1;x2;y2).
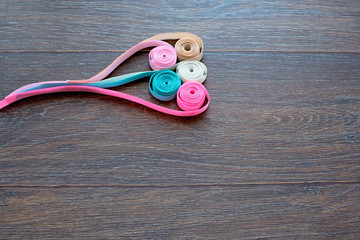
1;0;359;239
0;51;359;186
1;0;360;52
1;184;359;239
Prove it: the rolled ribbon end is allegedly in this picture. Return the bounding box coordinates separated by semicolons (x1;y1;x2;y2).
145;32;204;61
177;82;208;111
149;71;181;101
175;38;203;61
176;60;207;83
149;46;177;70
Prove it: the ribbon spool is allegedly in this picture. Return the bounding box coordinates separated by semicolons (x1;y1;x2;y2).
149;46;177;70
0;71;210;116
145;32;204;61
177;82;208;111
1;33;209;116
149;70;181;101
9;60;206;96
67;40;177;83
176;60;207;83
175;38;202;62
66;32;204;83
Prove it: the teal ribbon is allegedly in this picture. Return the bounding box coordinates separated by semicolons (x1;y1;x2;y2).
149;70;181;101
23;70;181;101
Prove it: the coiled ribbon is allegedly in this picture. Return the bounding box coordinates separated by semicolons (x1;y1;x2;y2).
66;32;204;84
177;82;207;111
0;32;208;116
0;71;210;117
149;70;181;101
145;32;204;61
6;60;206;97
0;83;209;117
176;60;207;83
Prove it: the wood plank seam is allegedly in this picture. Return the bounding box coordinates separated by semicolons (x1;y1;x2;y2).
1;180;360;189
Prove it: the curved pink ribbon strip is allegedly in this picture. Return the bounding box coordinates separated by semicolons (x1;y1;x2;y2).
67;40;176;84
0;84;209;117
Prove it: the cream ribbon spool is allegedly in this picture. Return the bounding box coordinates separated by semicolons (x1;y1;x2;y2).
176;60;207;83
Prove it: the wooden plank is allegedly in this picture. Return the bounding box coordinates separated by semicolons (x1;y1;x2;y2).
0;51;359;185
1;0;360;52
1;184;359;239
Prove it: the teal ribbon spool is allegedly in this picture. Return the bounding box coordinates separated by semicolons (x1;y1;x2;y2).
148;70;181;101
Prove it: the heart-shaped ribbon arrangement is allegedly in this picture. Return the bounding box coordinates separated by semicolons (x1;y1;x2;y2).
0;32;210;117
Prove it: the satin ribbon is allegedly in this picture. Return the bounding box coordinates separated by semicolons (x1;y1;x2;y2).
145;32;204;61
8;70;181;101
12;71;160;94
67;40;177;83
0;32;208;116
176;60;207;83
0;82;209;117
177;82;207;111
67;32;203;84
149;70;181;101
6;60;207;97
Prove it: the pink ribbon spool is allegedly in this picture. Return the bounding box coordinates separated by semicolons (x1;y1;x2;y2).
177;82;208;111
149;45;177;70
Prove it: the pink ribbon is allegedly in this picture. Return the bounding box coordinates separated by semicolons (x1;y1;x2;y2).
0;82;209;117
67;40;177;83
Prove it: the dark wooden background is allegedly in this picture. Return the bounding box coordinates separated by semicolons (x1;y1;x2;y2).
1;1;359;239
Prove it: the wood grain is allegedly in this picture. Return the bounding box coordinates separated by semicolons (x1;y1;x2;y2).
0;51;359;186
1;0;360;239
1;0;360;52
1;184;359;239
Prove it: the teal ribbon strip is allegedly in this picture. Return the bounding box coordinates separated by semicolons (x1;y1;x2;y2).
22;70;181;102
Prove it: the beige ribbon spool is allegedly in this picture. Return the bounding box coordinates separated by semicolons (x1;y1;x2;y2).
145;32;204;61
176;60;207;83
